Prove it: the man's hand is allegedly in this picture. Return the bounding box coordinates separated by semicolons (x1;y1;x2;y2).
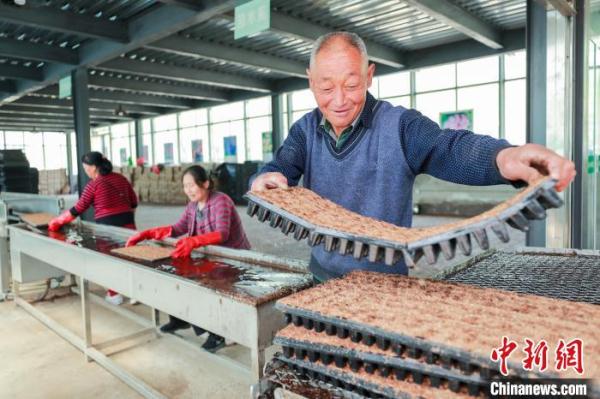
250;172;289;191
496;144;576;192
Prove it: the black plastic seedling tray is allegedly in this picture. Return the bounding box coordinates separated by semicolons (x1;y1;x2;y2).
275;334;487;396
274;353;480;399
245;179;562;267
275;302;551;383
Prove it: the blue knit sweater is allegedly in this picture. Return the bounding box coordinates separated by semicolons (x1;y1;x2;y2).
257;92;511;279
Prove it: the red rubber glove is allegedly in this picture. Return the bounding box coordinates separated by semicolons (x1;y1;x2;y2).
171;231;222;259
48;211;76;232
126;226;172;247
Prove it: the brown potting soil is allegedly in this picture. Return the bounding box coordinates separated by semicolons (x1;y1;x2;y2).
251;176;551;244
20;212;56;227
111;245;173;261
278;271;600;380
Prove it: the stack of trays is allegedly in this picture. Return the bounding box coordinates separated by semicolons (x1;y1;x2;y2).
273;271;600;398
245;177;563;267
0;150;32;193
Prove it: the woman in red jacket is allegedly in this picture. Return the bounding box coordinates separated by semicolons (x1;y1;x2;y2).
126;165;250;352
49;151;138;305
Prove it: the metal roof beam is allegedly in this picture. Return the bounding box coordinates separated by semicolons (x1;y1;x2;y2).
0;123;75;130
0;38;79;65
0;3;129;43
0;114;120;123
0;65;44;81
147;36;307;78
401;28;524;70
267;12;405;68
13;96;169;115
90;91;198;109
2;1;236;103
87;74;230;101
0;105;128;119
402;0;503;49
99;57;272;92
32;85;198;109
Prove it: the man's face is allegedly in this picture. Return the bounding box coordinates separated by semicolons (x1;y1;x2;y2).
308;40;375;135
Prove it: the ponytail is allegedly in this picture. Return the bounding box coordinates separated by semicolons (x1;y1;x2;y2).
82;151;113;176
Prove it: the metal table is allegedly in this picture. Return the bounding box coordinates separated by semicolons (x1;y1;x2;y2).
9;221;311;398
0;192;76;298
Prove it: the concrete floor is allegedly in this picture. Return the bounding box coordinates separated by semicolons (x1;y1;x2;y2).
0;203;525;398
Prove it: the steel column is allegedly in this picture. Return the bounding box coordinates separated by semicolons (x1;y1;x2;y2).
71;68;91;193
134;119;143;161
571;0;586;248
271;94;284;154
526;0;547;247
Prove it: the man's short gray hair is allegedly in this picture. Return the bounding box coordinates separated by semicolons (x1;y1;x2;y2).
309;31;369;70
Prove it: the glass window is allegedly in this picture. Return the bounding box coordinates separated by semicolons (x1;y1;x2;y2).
91;136;103;153
111;135;131;166
415;90;456;124
247;116;272;161
141;119;152;133
210;120;245;163
210;101;244;123
385;95;411;108
378;71;410;98
5;131;24;149
457;56;498;86
457;83;499;137
180;125;209;163
142;133;153;164
153;130;178;164
153;114;177;132
415;64;456;92
291;89;316;111
23;132;44;170
246;96;271;117
179;109;207;128
505;50;526;80
504;79;527;145
110;122;130;138
44;132;67;170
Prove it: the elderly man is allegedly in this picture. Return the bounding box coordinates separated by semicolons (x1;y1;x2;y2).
251;31;576;282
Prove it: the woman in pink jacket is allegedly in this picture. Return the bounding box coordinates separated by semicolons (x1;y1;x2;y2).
127;165;250;352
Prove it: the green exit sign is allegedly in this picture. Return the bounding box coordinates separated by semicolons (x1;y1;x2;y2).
234;0;270;40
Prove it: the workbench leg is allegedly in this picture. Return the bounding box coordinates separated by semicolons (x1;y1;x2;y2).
152;308;160;337
12;280;19;307
251;346;265;380
79;276;92;362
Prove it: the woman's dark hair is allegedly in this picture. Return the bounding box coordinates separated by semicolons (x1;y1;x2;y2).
82;151;113;176
182;165;214;190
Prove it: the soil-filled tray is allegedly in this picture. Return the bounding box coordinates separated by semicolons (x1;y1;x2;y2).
276;271;600;390
263;357;357;399
275;325;486;396
245;177;562;267
111;245;173;261
275;354;478;399
19;212;55;227
435;248;600;305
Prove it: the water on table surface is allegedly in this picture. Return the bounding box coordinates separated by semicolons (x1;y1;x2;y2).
27;223;311;303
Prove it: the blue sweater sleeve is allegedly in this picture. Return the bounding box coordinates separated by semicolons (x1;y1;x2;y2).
254;121;306;187
399;109;512;185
